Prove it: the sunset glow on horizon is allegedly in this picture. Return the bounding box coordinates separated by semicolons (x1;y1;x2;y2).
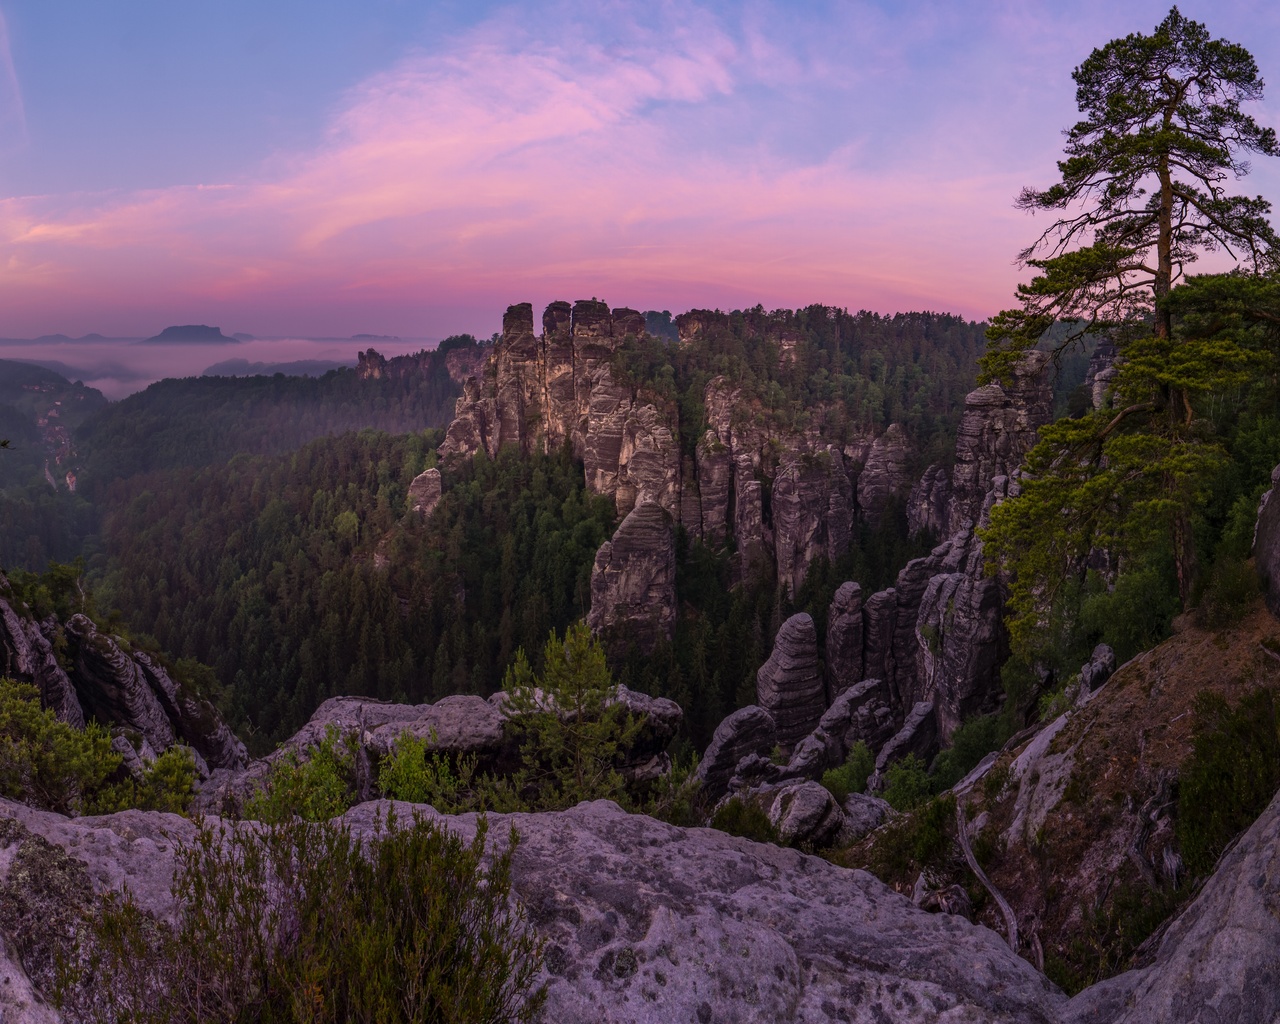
2;0;1279;341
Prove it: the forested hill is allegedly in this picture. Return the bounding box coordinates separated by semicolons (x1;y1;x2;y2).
76;340;479;487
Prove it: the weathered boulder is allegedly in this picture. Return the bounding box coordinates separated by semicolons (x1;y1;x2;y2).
755;613;824;750
406;466;442;517
766;780;846;846
1255;463;1280;618
857;423;913;527
585;502;676;654
1;797;1072;1024
1076;644;1116;699
825;581;865;699
693;705;777;802
784;678;895;781
841;792;892;841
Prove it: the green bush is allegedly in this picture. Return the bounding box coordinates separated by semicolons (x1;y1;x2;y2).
710;797;778;844
882;755;932;811
0;679;120;815
56;809;547;1023
821;741;874;803
243;723;360;823
862;794;956;884
929;715;1010;792
377;730;477;813
1177;688;1280;875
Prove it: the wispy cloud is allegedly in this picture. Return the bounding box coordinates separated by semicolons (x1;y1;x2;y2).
2;0;1277;336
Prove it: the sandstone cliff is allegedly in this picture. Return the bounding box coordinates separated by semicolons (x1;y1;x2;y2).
0;576;247;778
585;501;677;653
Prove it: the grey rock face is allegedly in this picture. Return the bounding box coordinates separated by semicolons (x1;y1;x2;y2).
755;613;824;751
585;502;676;654
946;352;1052;535
63;614;177;755
907;464;951;540
692;705;777;802
0;593;83;729
694;430;731;544
1065;787;1280;1024
915;569;1006;741
1255;463;1280;618
857;422;913;527
3;797;1071;1024
1083;338;1119;411
406;466;443;517
825;581;865;699
771;448;854;598
872;701;938;784
784;679;895;781
1076;644;1116;699
862;588;898;693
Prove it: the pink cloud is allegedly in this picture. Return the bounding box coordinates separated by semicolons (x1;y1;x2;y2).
13;2;1275;336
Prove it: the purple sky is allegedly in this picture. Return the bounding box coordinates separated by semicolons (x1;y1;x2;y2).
2;1;1279;342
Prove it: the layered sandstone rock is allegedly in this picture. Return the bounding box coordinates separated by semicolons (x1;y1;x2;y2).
771;448;854;597
406;466;442;517
692;705;778;802
825;581;864;699
1256;463;1280;618
585;502;676;653
857;422;913;526
907;464;951;539
754;613;824;750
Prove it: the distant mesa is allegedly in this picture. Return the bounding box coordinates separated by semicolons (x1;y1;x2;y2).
140;324;238;344
352;333;399;340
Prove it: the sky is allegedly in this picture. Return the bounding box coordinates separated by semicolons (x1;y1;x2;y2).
2;0;1280;345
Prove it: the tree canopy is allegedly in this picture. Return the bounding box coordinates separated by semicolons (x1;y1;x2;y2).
981;9;1280;667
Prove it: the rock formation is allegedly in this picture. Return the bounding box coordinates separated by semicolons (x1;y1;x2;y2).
857;422;913;527
1083;338;1120;410
754;613;824;750
771;448;854;596
1255;463;1280;617
0;796;1072;1024
692;705;777;802
0;578;246;778
585;502;676;653
406;466;442;517
825;582;864;699
907;464;951;540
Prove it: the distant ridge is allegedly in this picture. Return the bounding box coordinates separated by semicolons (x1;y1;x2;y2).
140;325;238;344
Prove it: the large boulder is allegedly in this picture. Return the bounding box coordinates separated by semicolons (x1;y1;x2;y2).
0;797;1069;1023
754;613;824;751
585;501;676;654
784;678;896;780
406;466;443;517
693;705;777;802
1255;463;1280;618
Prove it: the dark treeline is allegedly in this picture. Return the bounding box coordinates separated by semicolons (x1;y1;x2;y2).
77;357;466;486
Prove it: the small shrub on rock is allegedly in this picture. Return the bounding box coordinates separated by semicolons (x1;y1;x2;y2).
56;809;547;1024
821;741;874;803
710;797;779;844
243;722;360;823
882;755;932;811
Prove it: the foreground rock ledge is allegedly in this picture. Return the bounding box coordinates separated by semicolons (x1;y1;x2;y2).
2;798;1062;1023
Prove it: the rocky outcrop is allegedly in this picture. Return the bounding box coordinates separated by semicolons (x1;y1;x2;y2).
585;502;676;653
1;797;1073;1024
406;466;442;517
1083;338;1119;411
825;582;864;699
692;705;777;802
766;780;846;846
857;422;913;527
945;351;1052;535
907;464;951;540
440;300;667;517
1076;644;1116;699
1255;463;1280;618
754;614;824;750
784;678;895;781
771;448;854;597
871;700;938;783
0;599;82;728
